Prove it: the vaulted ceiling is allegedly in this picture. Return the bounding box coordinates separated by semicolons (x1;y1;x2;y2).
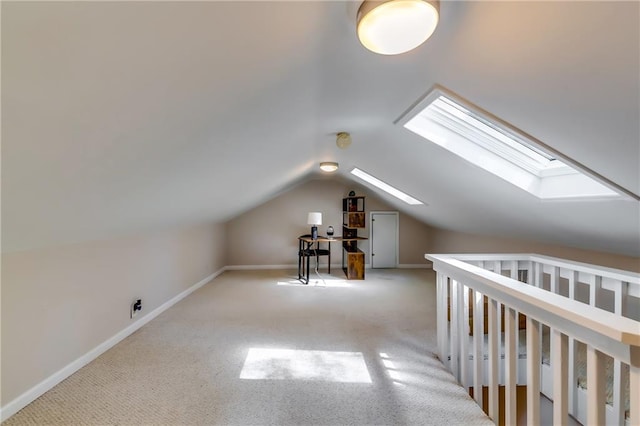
2;1;639;256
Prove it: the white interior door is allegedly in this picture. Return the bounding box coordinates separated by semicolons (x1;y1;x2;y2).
370;212;398;268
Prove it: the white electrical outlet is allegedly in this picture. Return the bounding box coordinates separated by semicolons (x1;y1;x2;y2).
130;299;142;318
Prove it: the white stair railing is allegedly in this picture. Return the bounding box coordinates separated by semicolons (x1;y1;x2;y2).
427;253;640;426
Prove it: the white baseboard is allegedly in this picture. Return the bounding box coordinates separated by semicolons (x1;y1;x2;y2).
225;263;344;271
224;264;433;271
398;263;433;269
0;267;225;422
225;264;297;270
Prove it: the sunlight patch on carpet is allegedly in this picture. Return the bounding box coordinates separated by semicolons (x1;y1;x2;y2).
380;352;405;385
240;348;372;383
277;279;352;287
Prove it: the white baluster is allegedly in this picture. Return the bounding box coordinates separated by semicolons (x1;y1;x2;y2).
509;260;518;280
437;274;448;364
612;360;627;426
548;266;560;398
446;276;452;365
492;261;503;386
505;307;517;425
509;261;521;385
459;282;470;388
589;275;602;308
473;290;484;408
552;329;568;424
586;269;602;424
450;279;460;380
526;316;541;425
436;274;442;358
568;270;578;417
613;279;629;426
550;266;559;293
534;263;544;395
568;270;576;301
630;346;640;426
615;280;629;318
488;298;499;424
586;344;606;425
535;262;543;288
436;272;442;360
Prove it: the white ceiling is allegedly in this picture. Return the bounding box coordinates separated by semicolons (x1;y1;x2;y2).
2;1;639;256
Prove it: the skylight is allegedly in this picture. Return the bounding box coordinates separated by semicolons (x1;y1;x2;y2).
398;86;628;201
350;168;424;205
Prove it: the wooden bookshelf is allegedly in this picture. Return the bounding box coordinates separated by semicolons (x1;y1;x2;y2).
342;196;366;280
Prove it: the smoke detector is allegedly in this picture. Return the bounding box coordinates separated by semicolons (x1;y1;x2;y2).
336;132;352;149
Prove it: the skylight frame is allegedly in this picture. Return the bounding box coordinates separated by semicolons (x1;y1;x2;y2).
396;85;637;201
426;97;557;174
350;168;424;205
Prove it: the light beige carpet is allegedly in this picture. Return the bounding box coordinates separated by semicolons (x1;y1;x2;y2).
4;269;492;425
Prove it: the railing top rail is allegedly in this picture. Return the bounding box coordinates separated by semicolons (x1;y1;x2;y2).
425;253;640;283
426;254;640;347
529;254;640;282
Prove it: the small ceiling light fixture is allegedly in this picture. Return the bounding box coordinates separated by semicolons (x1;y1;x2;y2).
336;132;352;149
357;0;440;55
320;162;339;172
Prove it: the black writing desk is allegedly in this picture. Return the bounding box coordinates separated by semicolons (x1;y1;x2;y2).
297;236;338;284
297;236;366;284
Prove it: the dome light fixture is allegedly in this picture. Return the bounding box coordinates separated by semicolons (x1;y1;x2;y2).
320;161;339;172
357;0;440;55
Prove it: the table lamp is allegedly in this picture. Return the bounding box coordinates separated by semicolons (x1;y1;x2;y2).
307;212;322;240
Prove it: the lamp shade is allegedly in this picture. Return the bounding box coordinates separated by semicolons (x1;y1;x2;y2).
357;0;439;55
307;212;322;226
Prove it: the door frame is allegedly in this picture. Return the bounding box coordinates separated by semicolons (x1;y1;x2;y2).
369;211;399;268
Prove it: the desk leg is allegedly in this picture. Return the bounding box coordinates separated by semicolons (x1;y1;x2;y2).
297;240;302;280
306;249;310;284
299;254;304;281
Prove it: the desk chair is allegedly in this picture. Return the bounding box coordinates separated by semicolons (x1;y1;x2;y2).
298;235;331;284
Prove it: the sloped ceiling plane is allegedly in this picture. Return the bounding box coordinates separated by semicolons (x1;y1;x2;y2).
2;1;639;256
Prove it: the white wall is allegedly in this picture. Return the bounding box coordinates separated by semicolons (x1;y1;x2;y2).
1;222;226;407
225;178;433;267
225;177;640;272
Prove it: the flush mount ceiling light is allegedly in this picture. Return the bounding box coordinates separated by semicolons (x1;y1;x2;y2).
320;162;339;172
357;0;439;55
